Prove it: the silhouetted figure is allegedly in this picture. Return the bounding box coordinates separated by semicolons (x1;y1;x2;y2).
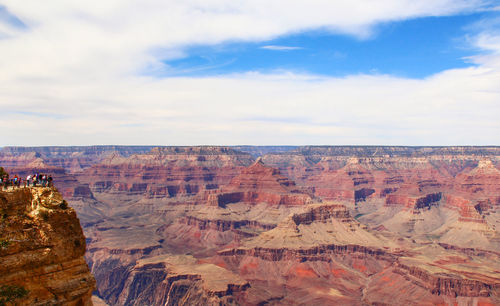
2;174;9;190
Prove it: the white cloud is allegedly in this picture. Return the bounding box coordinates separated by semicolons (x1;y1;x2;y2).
0;1;498;146
0;0;490;80
260;45;303;51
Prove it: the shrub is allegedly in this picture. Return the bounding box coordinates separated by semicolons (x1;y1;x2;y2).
0;239;10;249
0;209;7;221
0;285;29;305
59;200;68;210
0;167;7;178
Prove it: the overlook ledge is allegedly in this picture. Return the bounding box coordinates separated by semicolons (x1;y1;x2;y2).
0;187;95;305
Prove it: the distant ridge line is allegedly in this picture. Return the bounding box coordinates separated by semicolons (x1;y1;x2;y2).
1;145;499;158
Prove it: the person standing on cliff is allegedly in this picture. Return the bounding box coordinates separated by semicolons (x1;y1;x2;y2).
48;176;53;187
26;175;31;187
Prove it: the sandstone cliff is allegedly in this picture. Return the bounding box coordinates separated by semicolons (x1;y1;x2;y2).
0;187;95;305
207;158;313;207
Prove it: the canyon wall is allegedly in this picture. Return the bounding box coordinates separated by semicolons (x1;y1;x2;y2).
0;187;95;305
1;146;499;305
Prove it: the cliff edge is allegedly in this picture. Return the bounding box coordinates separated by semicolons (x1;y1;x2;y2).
0;187;95;305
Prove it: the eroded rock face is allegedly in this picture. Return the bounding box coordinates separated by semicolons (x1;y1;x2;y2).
207;158;313;207
261;147;500;250
114;255;249;306
262;147;499;203
2;146;500;305
0;146;157;172
385;192;442;211
78;146;255;206
215;204;500;304
0;187;95;305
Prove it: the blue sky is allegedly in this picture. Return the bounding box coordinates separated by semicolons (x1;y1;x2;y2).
164;13;490;79
0;1;499;146
0;5;24;27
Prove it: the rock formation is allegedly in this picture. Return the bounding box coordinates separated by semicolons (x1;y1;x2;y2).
78;146;255;205
207;158;313;207
216;203;499;304
0;187;95;305
1;145;500;305
113;255;249;305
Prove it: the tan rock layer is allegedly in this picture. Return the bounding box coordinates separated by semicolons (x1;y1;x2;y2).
0;187;95;305
218;244;396;263
394;263;499;297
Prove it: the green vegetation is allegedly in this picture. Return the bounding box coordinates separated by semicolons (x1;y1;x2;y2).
354;213;365;220
0;167;7;178
0;285;29;305
59;200;68;210
0;239;10;249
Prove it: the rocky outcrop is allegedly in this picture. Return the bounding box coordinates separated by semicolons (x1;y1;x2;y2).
5;166;96;201
208;159;313;206
385;192;442;211
394;263;498;297
181;216;275;233
78;146;255;204
86;246;249;306
291;204;350;225
354;188;375;202
445;195;487;223
218;202;394;255
0;187;95;305
262;147;499;202
215;203;500;303
114;255;249;305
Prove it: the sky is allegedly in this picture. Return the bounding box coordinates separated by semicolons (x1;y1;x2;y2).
0;0;499;146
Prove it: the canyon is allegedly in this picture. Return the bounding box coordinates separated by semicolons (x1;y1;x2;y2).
0;146;499;305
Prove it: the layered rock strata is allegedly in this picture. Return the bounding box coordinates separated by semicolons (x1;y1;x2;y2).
0;187;95;305
78;147;255;205
216;204;500;305
207;158;313;207
2;145;500;305
114;255;249;305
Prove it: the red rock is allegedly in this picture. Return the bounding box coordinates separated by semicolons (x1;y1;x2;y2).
77;146;254;204
2;146;500;305
207;158;313;206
